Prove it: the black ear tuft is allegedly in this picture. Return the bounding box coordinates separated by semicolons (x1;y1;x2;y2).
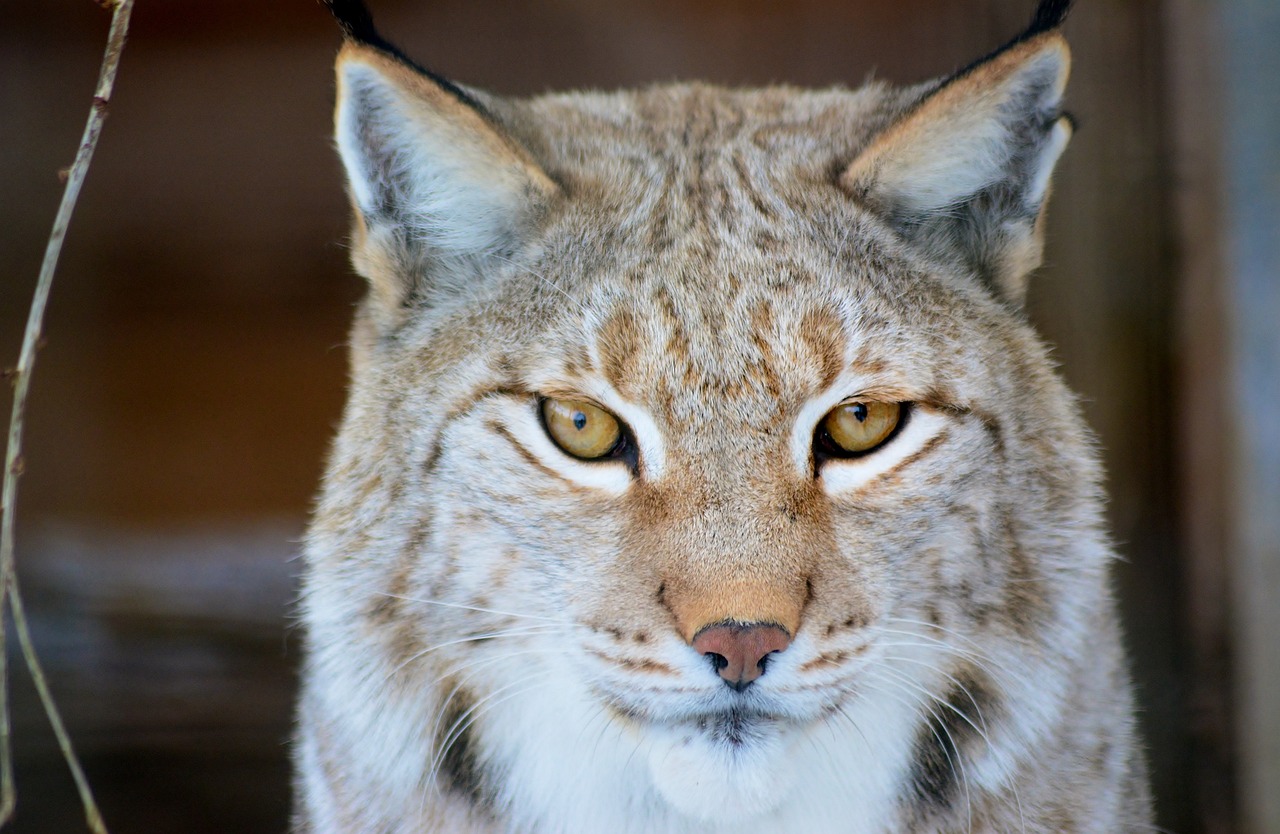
320;0;487;116
940;0;1074;89
321;0;417;70
321;0;384;48
318;1;425;75
1026;0;1074;38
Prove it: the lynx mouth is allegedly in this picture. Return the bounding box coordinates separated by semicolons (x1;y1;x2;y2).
600;688;809;749
687;707;779;748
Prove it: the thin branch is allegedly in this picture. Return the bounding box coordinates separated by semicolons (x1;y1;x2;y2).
0;1;135;831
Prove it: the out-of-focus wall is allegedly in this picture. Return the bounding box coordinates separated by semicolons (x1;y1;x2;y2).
1215;2;1280;830
0;0;1252;831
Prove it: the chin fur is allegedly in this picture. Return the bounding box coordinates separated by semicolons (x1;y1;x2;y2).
646;712;799;823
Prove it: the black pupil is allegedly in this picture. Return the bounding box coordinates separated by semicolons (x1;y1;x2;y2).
572;411;588;431
852;402;868;423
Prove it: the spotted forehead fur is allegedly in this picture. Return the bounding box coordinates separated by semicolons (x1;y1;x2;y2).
372;84;1035;433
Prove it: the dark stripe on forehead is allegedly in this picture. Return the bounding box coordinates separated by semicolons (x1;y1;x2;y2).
422;385;532;476
561;340;597;379
798;308;848;391
597;310;645;398
730;150;778;221
488;421;587;490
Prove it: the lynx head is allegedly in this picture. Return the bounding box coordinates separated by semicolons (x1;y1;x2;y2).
298;2;1144;831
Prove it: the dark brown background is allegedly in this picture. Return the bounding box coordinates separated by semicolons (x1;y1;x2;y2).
1;0;1263;831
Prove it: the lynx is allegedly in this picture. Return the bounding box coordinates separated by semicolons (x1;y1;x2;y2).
294;0;1153;830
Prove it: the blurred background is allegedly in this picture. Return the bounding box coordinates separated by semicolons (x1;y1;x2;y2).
2;0;1276;831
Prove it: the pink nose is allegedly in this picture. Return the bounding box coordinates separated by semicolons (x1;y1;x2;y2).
691;622;792;692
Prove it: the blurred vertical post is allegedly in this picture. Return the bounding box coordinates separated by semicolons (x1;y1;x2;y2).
1163;1;1234;830
1166;0;1280;831
1222;1;1280;831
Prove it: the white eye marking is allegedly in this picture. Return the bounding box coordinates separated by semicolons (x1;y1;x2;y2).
499;400;634;495
484;370;666;492
791;372;872;472
819;408;949;494
520;371;666;480
583;386;666;480
790;369;949;489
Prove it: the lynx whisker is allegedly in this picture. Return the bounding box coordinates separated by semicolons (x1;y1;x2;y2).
869;636;1025;709
875;621;1035;695
416;672;558;820
875;663;994;755
820;695;877;764
862;672;975;834
881;615;1021;662
874;662;1028;834
376;592;572;625
427;671;557;797
875;645;1029;833
581;702;622;768
426;646;573;747
382;624;568;684
874;645;993;733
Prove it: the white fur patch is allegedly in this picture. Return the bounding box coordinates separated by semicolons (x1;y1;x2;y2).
485;645;918;833
819;408;949;494
1026;117;1073;209
496;397;635;495
789;369;950;491
646;723;800;822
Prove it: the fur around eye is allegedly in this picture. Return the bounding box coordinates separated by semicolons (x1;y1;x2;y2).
815;401;907;458
541;397;623;460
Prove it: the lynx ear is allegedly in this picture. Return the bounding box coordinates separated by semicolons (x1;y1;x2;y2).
840;31;1072;305
334;41;559;319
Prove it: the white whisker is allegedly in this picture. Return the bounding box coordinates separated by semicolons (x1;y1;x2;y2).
425;646;573;749
376;592;572;624
382;624;567;684
492;253;590;316
874;647;991;735
427;671;557;797
863;671;974;834
874;620;1035;696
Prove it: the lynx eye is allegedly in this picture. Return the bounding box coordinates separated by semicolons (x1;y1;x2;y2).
541;398;623;460
817;400;905;457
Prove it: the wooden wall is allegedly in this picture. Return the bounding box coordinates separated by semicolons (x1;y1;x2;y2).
1;0;1251;830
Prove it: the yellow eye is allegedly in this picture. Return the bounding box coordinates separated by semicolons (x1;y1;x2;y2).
541;398;623;460
818;400;904;456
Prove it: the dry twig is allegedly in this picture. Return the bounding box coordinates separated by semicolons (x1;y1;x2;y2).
0;1;135;831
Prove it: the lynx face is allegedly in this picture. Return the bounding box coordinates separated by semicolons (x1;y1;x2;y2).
296;2;1152;832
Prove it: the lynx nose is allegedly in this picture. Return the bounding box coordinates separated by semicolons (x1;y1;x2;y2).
691;622;791;692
